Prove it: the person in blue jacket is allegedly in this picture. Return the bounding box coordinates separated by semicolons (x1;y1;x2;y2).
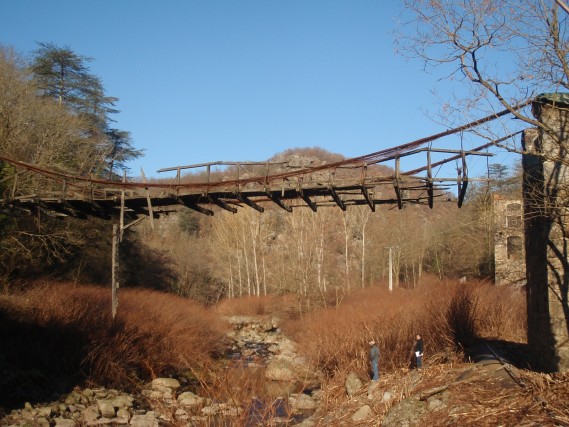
369;340;380;380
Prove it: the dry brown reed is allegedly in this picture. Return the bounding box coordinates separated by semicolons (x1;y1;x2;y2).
281;279;527;382
1;282;228;391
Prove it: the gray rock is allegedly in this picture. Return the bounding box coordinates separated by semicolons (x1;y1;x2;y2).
427;397;445;411
290;393;317;411
178;391;203;407
367;380;380;399
111;395;133;409
148;391;163;399
83;388;94;398
201;403;221;416
296;419;316;427
37;406;53;418
36;418;50;427
87;417;112;425
382;391;393;402
65;393;78;405
82;405;100;423
174;408;188;418
345;372;363;397
382;397;428;427
130;414;159;427
111;416;129;425
116;408;130;419
97;400;116;418
54;418;76;427
21;409;35;421
265;358;295;381
151;378;180;391
352;405;372;422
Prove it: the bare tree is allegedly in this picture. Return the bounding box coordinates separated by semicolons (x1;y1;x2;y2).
397;0;568;155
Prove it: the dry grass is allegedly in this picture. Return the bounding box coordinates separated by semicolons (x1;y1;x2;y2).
281;279;527;382
0;282;228;410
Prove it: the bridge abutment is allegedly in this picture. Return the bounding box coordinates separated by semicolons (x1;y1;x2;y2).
523;95;569;372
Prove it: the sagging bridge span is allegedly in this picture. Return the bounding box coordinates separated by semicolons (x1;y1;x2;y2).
0;108;518;225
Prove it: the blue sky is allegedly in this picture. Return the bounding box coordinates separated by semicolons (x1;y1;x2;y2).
1;1;518;179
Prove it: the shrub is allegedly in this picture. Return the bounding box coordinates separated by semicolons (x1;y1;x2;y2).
282;280;526;381
0;282;228;409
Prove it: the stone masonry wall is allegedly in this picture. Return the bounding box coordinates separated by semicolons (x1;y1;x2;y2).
493;194;525;286
523;100;569;372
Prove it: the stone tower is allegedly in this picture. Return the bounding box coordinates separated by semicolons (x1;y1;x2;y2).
523;93;569;372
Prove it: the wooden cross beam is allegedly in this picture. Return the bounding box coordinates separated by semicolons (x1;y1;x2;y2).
393;157;403;209
177;196;214;216
299;190;318;212
209;195;238;213
328;186;346;211
426;149;434;209
265;189;292;212
360;186;375;212
237;194;264;212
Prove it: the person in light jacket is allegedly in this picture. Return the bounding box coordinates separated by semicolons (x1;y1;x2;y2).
369;340;380;380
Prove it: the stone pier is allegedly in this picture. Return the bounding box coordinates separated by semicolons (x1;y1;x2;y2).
523;93;569;372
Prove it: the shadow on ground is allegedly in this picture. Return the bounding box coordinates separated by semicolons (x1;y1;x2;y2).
0;307;87;415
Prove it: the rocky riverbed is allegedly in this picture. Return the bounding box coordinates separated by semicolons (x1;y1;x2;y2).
3;315;553;426
1;315;323;426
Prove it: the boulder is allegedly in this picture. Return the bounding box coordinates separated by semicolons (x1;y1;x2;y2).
111;395;134;408
382;397;428;427
289;393;317;411
345;372;363;397
177;391;204;407
265;359;295;381
97;400;116;418
151;378;181;391
37;406;52;418
54;418;76;427
36;418;50;427
129;414;159;427
117;408;130;419
352;405;372;422
82;405;100;423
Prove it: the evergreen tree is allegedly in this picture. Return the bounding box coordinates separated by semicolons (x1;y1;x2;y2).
31;43;142;176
